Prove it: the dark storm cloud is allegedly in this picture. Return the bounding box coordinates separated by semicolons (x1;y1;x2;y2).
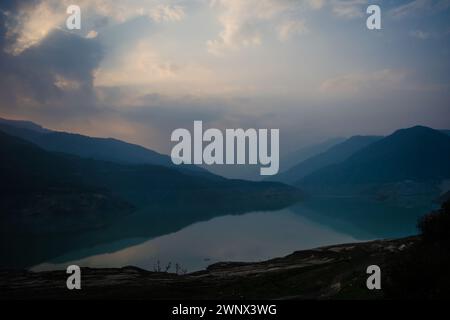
0;2;103;118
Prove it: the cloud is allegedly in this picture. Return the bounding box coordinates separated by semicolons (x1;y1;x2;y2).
3;0;186;55
329;0;367;19
148;4;185;22
206;0;373;54
4;1;65;55
409;29;437;39
94;40;237;96
320;69;407;95
54;74;82;91
86;30;98;39
307;0;326;10
0;0;449;158
391;0;429;18
390;0;450;18
95;40;180;86
84;0;185;23
278;19;308;41
207;0;317;55
0;15;103;118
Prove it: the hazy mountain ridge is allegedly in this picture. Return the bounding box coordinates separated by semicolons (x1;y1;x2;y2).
281;137;346;172
298;126;450;198
272;135;383;185
0;118;50;133
0;117;206;175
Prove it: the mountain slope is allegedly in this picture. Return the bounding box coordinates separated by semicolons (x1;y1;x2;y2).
441;130;450;137
281;137;346;172
0;130;300;234
0;117;205;175
0;117;50;133
273;136;382;185
298;126;450;195
203;137;345;182
0;131;136;233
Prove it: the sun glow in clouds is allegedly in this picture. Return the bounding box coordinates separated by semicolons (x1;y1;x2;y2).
0;0;449;155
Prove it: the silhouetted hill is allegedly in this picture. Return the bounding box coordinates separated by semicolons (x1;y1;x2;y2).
0;117;50;133
0;117;205;175
0;130;300;234
298;126;450;197
0;130;136;233
272;136;382;185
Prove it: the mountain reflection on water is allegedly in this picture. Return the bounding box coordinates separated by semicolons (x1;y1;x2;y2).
24;197;431;272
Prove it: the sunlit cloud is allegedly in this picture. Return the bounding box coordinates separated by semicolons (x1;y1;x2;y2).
3;0;186;55
85;30;98;39
4;1;66;55
54;74;82;91
94;40;237;96
207;0;318;55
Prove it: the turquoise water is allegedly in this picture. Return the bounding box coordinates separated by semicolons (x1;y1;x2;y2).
29;197;431;272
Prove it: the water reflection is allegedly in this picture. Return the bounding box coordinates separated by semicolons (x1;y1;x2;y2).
2;197;432;272
290;197;432;239
32;209;357;272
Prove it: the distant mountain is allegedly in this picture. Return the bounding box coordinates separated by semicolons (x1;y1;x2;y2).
0;117;50;134
203;137;346;181
0;130;300;234
281;137;346;172
0;117;204;175
299;126;450;197
272;136;382;185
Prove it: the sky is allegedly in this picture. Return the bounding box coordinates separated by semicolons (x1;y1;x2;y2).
0;0;449;156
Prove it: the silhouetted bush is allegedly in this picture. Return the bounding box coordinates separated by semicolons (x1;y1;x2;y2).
385;200;450;299
418;200;450;244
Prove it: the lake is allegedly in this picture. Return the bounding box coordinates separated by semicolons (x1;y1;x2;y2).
28;197;432;273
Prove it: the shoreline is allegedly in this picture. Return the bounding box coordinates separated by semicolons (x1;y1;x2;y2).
0;236;419;300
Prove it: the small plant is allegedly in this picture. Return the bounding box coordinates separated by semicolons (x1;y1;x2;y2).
152;260;162;272
152;260;187;274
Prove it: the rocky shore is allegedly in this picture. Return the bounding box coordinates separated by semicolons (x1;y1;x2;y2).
0;236;419;300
